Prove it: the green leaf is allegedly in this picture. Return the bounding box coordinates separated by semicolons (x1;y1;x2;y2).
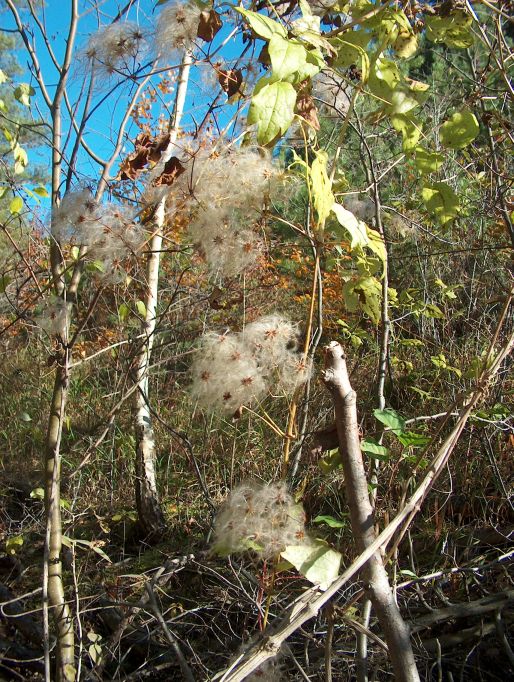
400;569;418;578
0;186;8;199
423;302;445;319
0;275;11;293
414;147;444;175
361;438;390;460
440;110;479;150
426;12;473;49
399;338;424;348
88;642;103;664
332;203;368;249
268;34;308;81
333;29;371;69
30;487;45;500
390;114;422;152
282;539;341;590
135;300;147;317
33;186;49;198
397;431;430;448
373;407;406;435
118;302;130;322
0;69;8;84
394;29;418;58
368;57;400;103
248;79;296;146
343;275;382;324
310;150;334;228
236;8;287;40
319;448;342;473
6;535;24;555
313;514;346;528
422;182;460;225
63;536;112;563
10;196;23;215
14;83;35;107
13;144;28;174
63;664;76;682
366;226;387;264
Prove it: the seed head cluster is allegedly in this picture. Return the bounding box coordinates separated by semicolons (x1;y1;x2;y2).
212;481;306;559
313;70;351;115
344;195;376;222
52;190;144;281
155;1;202;57
85;22;147;76
190;314;311;415
171;147;277;277
36;297;70;337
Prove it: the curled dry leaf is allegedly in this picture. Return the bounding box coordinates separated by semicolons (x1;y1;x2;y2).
311;422;338;457
152;157;186;186
296;90;320;130
218;68;243;97
119;132;171;180
197;9;223;42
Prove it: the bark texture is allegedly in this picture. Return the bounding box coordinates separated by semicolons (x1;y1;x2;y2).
134;53;192;537
45;361;75;680
323;341;420;682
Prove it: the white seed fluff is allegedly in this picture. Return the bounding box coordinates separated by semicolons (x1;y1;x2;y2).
212;481;306;559
169;147;276;277
86;22;147;76
155;1;202;58
51;190;144;281
36;297;70;337
190;315;311;415
313;70;352;115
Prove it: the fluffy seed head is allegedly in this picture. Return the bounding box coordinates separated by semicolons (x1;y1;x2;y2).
36;297;70;337
313;70;351;115
344;195;376;222
51;191;144;281
189;315;311;415
212;481;306;559
167;146;278;277
155;1;202;58
86;22;147;76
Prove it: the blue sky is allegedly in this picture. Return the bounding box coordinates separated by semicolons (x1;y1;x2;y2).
3;1;256;199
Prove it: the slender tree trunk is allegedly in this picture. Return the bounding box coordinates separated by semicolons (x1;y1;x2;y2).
45;357;75;681
134;53;192;537
323;341;420;682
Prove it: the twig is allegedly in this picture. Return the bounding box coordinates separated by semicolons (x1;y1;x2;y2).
144;583;195;682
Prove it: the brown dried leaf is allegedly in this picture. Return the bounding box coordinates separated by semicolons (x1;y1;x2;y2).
218;69;243;98
119;149;148;181
153;157;185;186
147;133;171;163
197;9;223;42
296;91;320;130
208;286;244;310
311;422;338;457
118;132;171;180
